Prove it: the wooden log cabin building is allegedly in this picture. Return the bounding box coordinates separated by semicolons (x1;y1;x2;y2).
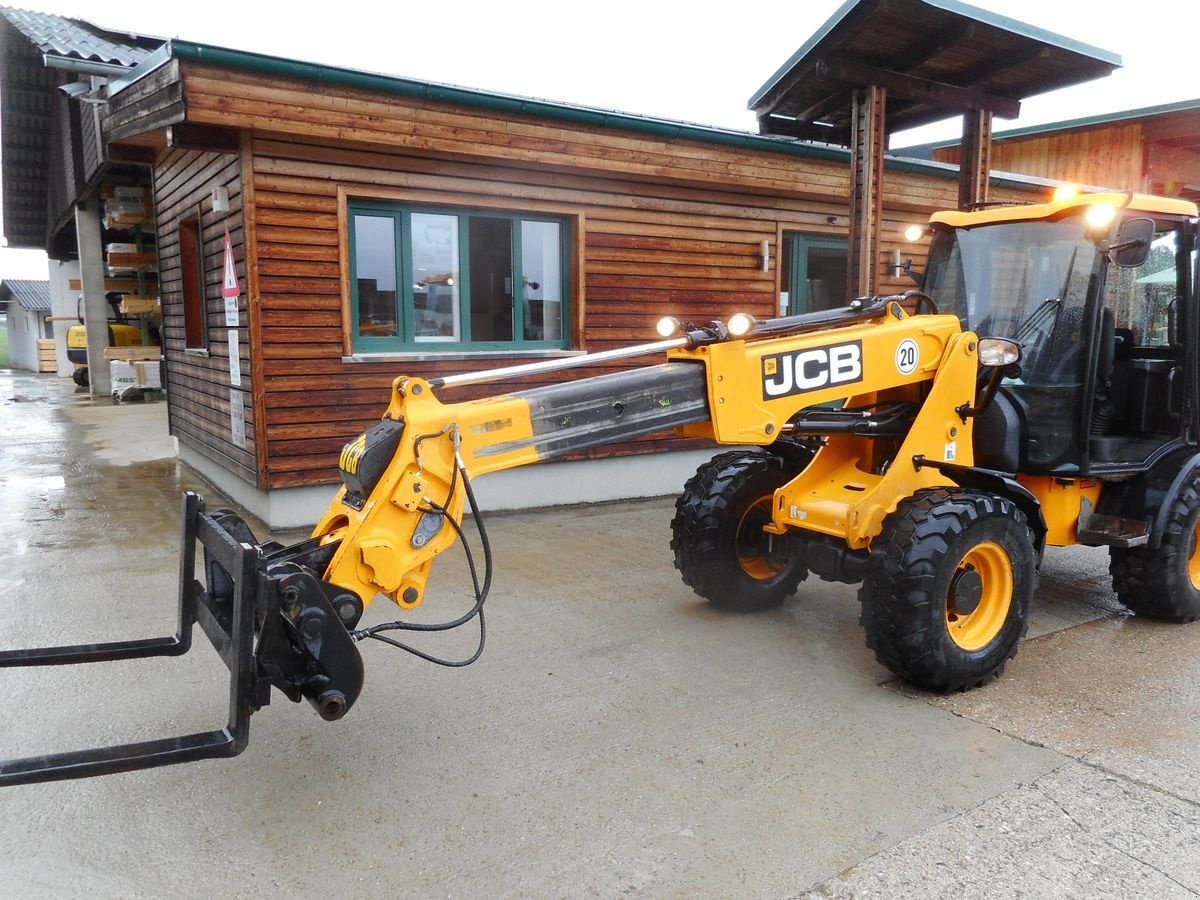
100;40;1050;527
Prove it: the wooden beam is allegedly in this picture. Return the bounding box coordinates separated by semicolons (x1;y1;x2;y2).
959;108;993;210
814;57;1021;119
107;144;157;165
241;130;271;489
755;114;850;145
793;90;851;126
847;85;886;298
168;124;241;154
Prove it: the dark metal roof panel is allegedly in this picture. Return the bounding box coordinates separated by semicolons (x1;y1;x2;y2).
0;279;51;310
749;0;1120;143
0;6;158;66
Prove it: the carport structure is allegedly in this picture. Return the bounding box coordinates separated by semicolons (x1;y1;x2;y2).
750;0;1121;296
0;7;161;395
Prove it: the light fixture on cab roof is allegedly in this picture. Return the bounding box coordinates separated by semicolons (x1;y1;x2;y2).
1085;204;1117;231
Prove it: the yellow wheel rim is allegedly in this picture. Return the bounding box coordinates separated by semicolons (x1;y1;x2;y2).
1189;522;1200;590
736;497;780;580
945;542;1013;651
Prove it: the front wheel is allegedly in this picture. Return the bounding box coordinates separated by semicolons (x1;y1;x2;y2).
1110;473;1200;622
671;448;811;612
859;489;1036;692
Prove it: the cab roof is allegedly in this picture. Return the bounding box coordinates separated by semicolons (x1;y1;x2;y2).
930;192;1198;228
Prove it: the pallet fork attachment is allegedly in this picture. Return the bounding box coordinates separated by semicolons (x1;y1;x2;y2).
0;492;364;787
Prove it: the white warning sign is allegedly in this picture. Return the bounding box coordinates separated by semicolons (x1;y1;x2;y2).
222;227;240;327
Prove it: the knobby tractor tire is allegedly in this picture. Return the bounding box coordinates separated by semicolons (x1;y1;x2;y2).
1110;474;1200;622
671;448;812;613
859;488;1036;692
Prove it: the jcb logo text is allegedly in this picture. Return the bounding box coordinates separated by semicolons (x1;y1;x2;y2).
762;341;863;400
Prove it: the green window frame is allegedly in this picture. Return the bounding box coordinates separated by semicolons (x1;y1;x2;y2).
349;201;571;352
780;233;849;316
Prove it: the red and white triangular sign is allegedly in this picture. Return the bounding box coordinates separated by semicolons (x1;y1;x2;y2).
222;227;239;300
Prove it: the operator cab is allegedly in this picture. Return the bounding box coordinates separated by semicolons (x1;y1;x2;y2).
922;193;1199;478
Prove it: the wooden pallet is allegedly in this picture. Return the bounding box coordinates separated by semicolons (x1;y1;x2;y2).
103;346;162;361
37;339;56;373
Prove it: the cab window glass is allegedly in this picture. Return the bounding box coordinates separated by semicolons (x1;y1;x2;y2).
1104;228;1181;348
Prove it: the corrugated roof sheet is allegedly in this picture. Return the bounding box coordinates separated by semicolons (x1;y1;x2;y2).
0;6;157;67
0;279;50;311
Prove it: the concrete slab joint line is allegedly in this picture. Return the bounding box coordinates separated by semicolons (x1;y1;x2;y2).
5;368;1200;899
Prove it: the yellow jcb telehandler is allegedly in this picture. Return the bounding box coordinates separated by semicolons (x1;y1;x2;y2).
2;190;1197;784
65;291;149;387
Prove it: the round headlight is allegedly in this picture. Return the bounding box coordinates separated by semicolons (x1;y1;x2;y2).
726;313;757;337
656;316;683;338
903;224;926;242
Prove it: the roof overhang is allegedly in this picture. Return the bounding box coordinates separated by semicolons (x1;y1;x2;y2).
750;0;1121;144
0;7;160;250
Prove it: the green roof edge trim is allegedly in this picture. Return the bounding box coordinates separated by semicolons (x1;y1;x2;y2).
108;38;1050;194
747;0;1120;110
919;96;1200;150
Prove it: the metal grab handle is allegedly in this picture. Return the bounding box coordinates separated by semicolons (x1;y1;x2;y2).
0;492;265;787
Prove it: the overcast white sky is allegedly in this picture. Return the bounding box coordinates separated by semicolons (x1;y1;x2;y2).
2;0;1194;279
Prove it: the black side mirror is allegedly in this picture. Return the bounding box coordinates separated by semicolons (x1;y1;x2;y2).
1110;217;1155;268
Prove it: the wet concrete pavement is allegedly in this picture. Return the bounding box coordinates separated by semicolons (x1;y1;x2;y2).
2;369;1200;898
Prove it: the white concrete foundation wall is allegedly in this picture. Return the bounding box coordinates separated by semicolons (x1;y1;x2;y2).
49;260;81;378
6;306;40;371
180;444;721;530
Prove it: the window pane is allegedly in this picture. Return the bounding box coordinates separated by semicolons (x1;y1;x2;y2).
806;246;848;312
411;213;460;342
354;215;398;337
469;217;514;342
780;235;794;315
521;221;562;341
179;217;206;349
1105;229;1179;347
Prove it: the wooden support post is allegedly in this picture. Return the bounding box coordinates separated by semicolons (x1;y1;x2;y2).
958;108;993;210
74;196;112;400
847;85;886;299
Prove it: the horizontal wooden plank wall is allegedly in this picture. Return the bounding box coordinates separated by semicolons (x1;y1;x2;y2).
935;124;1146;192
153;146;257;483
170;61;1037;490
104;58;185;144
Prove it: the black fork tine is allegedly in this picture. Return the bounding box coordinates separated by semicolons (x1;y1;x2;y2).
0;492;266;787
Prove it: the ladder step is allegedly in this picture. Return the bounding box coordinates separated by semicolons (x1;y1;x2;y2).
1077;513;1150;548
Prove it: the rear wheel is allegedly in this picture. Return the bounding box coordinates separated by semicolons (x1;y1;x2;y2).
671;448;811;612
859;489;1036;692
1110;474;1200;622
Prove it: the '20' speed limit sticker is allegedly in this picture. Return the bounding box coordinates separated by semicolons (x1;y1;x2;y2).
895;338;919;375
